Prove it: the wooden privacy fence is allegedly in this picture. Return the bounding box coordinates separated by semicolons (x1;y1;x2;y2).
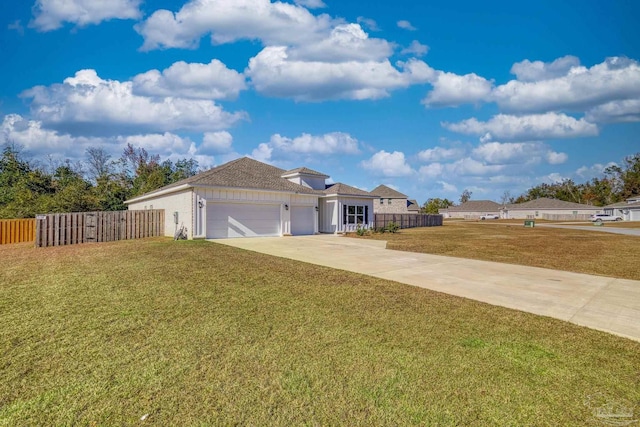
373;213;443;229
0;219;36;245
35;210;164;248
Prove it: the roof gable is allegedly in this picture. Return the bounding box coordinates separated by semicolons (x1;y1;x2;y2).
371;184;408;199
281;167;329;178
324;183;376;197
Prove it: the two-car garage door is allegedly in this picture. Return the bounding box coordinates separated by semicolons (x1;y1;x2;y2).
207;203;281;239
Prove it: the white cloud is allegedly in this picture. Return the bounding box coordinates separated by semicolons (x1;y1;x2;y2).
8;20;25;35
437;181;458;193
418;162;444;178
288;23;393;62
417;146;464;162
21;69;246;137
423;71;493;107
446;158;505;176
541;172;567;184
135;0;335;51
443;113;599;140
546;151;568;165
294;0;326;8
361;150;415;177
356;17;380;32
510;55;581;82
472;141;567;165
201;131;234;154
270;132;360;154
1;114;212;166
575;162;617;179
585;99;640;123
31;0;141;31
401;40;429;57
397;20;416;31
132;60;246;100
251;132;360;162
246;47;433;101
493;57;640;113
250;142;273;163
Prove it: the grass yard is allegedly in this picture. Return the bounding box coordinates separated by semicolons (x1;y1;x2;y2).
1;239;639;425
356;222;640;280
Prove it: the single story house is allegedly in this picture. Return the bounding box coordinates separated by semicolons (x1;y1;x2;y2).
440;200;501;219
124;157;378;239
502;198;602;220
604;195;640;221
371;184;411;214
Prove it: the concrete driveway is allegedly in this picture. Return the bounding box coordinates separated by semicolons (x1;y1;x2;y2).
214;235;640;342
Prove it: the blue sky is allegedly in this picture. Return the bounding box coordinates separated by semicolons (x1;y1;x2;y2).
1;0;639;204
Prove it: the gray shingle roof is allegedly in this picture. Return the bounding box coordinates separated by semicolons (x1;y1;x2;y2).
282;167;329;178
506;197;599;210
605;200;640;209
324;183;376;197
447;200;501;212
371;184;408;199
128;157;324;200
407;199;420;211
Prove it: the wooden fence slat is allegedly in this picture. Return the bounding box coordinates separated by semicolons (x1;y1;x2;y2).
373;213;443;230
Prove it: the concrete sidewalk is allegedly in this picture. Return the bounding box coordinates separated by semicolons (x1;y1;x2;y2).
213;235;640;342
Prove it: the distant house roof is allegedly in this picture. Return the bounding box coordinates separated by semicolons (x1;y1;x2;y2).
324;183;376;198
282;167;329;178
126;157;324;203
605;199;640;209
407;199;420;212
447;200;501;212
506;197;599;210
371;184;408;199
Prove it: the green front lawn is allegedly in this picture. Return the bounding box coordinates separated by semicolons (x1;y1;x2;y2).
1;239;638;425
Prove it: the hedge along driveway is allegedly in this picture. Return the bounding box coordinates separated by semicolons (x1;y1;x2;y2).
216;235;640;342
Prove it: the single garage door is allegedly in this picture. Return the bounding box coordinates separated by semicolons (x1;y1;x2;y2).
207;203;281;238
631;210;640;221
291;206;315;235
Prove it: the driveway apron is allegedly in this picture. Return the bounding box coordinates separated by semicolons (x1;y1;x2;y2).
212;235;640;342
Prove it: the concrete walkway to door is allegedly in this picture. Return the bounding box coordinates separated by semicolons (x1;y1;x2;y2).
213;234;640;342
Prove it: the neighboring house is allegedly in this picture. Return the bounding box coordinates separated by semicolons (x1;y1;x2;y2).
440;200;501;219
407;199;421;213
502;198;601;220
125;157;377;239
371;185;410;214
604;195;640;221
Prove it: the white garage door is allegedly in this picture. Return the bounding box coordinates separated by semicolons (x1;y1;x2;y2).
291;206;315;235
207;203;281;238
631;210;640;221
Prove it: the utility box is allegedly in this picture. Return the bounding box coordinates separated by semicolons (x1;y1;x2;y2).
524;220;535;228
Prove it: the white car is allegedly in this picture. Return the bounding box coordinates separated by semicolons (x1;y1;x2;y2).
480;214;500;220
590;213;622;222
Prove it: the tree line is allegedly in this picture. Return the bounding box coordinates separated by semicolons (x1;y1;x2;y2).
421;152;640;213
0;143;198;219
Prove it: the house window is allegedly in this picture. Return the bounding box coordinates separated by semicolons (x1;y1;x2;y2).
573;211;577;215
379;199;383;204
387;198;392;205
535;211;539;217
343;205;369;225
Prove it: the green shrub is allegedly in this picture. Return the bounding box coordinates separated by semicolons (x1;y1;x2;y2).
385;221;400;233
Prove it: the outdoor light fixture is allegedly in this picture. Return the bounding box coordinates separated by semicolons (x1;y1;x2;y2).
315;206;319;212
198;200;204;208
284;204;289;210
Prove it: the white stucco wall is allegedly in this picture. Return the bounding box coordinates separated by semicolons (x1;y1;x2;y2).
126;189;194;238
194;187;319;236
319;196;374;233
504;208;602;219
